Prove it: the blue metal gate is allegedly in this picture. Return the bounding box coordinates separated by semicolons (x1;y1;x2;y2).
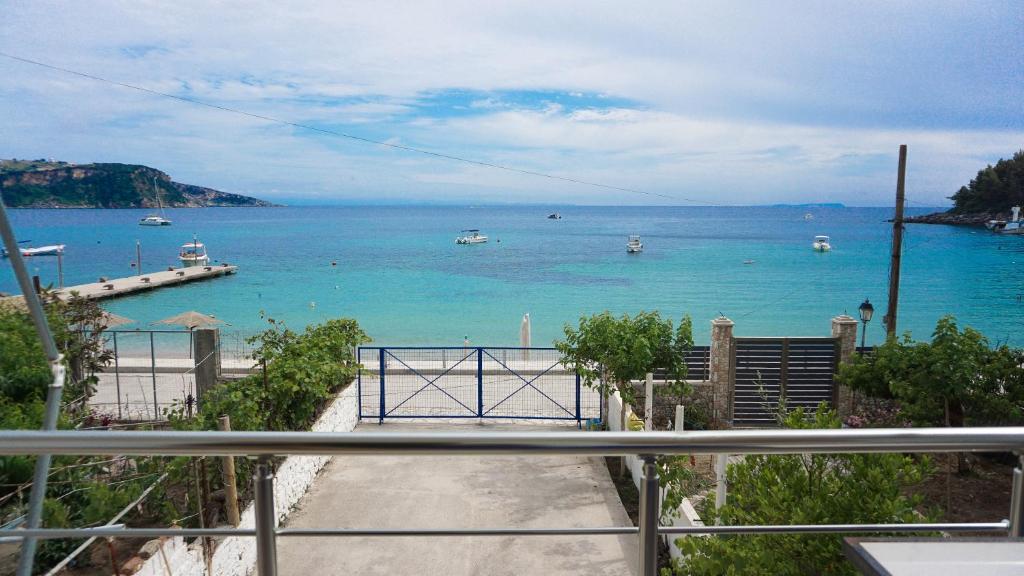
358;347;602;424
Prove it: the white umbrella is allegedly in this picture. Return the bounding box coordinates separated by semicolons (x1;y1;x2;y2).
520;313;531;360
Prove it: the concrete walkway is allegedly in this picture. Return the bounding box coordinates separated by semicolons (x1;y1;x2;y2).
276;422;637;576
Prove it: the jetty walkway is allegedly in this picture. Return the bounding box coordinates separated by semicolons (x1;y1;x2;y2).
54;263;237;301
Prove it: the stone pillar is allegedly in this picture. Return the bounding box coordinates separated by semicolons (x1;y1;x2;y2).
708;316;735;427
193;328;222;403
831;315;858;418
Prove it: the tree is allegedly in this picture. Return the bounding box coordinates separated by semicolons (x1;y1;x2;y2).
837;316;1024;430
556;311;692;480
671;407;932;576
949;150;1024;214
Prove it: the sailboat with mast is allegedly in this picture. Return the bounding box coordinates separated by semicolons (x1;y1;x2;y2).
139;178;173;226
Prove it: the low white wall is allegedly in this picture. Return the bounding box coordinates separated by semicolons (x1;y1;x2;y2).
606;390;708;562
133;384;360;576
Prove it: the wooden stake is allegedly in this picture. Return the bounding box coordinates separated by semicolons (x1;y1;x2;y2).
885;145;907;338
218;415;241;526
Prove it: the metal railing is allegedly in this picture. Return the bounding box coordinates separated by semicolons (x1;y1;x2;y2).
2;427;1024;575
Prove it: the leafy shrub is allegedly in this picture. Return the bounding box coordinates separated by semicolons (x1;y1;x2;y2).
670;407;932;576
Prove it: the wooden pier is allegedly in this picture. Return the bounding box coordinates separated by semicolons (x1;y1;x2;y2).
52;264;238;301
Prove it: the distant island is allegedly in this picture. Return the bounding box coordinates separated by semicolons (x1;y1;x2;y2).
907;150;1024;226
0;158;277;208
768;202;845;208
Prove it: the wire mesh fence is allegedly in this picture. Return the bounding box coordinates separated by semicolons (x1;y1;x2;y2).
358;347;602;423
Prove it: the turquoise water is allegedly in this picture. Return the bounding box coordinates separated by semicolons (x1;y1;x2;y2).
3;206;1023;347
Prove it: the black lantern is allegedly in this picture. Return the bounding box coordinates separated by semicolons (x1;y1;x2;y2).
857;298;874;351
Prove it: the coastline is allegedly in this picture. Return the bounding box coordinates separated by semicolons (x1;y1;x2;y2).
904;209;1006;227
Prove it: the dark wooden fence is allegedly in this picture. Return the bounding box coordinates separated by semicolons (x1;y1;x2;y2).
731;337;838;427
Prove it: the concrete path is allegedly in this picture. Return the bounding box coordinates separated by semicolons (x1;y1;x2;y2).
276;422;637;576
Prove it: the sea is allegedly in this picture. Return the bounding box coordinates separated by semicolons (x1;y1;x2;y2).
3;205;1023;350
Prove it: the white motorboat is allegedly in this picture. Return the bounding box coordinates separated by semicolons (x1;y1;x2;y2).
992;206;1024;235
2;242;65;257
627;234;643;253
139;178;172;226
456;229;488;244
178;237;210;267
812;235;832;252
804;213;814;221
139;215;172;226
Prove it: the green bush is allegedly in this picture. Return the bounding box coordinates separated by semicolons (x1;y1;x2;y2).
837;316;1024;428
178;317;368;432
670;407;932;576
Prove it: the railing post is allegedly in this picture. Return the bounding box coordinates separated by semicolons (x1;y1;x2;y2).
254;457;278;576
150;331;158;418
1010;454;1024;537
113;332;122;420
638;455;659;576
356;347;362;419
477;348;484;418
575;371;582;428
378;350;386;425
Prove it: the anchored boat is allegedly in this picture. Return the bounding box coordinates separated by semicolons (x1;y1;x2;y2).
139;178;172;226
812;235;832;252
1;241;65;257
456;229;488;244
627;234;643;253
178;237;210;267
990;206;1024;235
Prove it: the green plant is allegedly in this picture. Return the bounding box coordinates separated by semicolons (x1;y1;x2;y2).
670;407;933;576
838;316;1024;429
556;310;693;424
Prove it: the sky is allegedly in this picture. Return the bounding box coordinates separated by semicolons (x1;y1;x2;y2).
0;1;1021;206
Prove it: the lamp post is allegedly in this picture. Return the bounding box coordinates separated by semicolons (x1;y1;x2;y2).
858;298;874;353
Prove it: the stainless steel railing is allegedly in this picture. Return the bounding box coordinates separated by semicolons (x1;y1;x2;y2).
2;427;1023;576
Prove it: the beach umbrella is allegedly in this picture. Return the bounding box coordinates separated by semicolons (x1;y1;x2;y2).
98;311;134;329
519;313;531;348
152;311;228;330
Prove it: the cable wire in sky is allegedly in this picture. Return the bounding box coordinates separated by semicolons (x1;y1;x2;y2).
0;51;727;204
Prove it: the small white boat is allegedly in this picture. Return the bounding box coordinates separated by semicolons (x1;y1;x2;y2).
812;235;832;252
139;215;172;226
993;206;1024;235
627;234;643;253
804;213;814;221
2;243;65;257
178;237;209;267
139;178;172;226
456;229;488;244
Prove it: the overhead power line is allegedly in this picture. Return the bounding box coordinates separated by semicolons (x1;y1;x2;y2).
0;51;720;204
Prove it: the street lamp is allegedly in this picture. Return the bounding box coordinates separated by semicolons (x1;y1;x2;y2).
857;298;874;352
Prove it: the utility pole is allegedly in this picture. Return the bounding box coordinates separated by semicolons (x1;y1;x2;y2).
885;145;907;339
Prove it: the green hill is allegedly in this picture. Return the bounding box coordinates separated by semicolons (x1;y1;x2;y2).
0;159;276;208
950;151;1024;214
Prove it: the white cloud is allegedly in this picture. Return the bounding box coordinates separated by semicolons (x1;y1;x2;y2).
0;0;1020;205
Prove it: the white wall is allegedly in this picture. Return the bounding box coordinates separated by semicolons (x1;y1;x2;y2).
606;389;708;562
133;384;360;576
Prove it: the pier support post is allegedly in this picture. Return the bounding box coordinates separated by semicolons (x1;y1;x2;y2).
193;328;221;404
709;317;734;427
831;315;858;418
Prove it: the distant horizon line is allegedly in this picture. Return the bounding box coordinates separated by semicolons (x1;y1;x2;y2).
9;202;948;210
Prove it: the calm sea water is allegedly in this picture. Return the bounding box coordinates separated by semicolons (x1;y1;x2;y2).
3;206;1023;347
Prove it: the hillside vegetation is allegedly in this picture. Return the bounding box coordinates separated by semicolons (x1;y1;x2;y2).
950;151;1024;214
0;159;275;208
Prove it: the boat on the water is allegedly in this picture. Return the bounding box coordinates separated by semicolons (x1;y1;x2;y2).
627;234;643;253
139;215;172;226
547;212;562;220
812;235;832;252
990;206;1024;235
2;242;65;258
139;178;172;226
456;229;488;244
179;237;209;267
804;213;814;221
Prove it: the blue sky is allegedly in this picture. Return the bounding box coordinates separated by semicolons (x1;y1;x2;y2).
1;1;1021;206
